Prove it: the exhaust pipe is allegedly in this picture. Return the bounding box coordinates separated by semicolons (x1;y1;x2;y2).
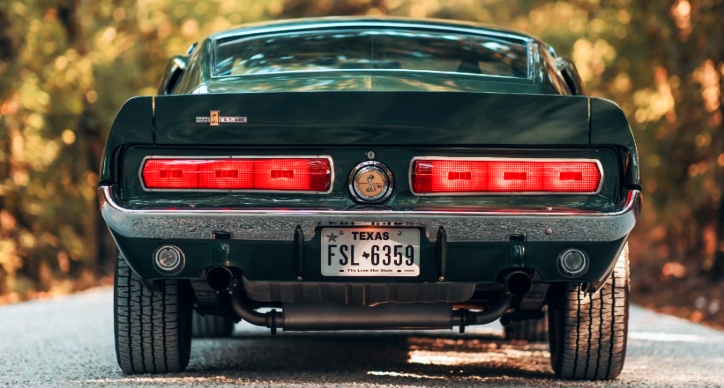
230;289;282;333
505;271;532;296
229;282;514;333
282;303;454;331
206;266;233;291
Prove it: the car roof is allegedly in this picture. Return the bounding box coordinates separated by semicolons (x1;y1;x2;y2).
207;16;536;43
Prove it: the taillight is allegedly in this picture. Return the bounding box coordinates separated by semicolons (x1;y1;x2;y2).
254;159;330;191
141;157;332;192
411;158;601;194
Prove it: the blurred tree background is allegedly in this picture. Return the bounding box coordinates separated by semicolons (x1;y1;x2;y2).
0;0;723;324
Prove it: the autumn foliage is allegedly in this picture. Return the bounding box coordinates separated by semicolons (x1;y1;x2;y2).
0;0;723;324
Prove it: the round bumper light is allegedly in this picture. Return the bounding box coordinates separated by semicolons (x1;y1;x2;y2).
154;245;185;275
557;248;589;278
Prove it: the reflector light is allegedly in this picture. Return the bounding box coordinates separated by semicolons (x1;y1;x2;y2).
142;157;331;192
411;159;601;194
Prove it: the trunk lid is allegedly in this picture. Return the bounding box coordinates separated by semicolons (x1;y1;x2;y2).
154;91;589;146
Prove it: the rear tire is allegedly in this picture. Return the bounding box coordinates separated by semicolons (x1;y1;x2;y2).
192;311;235;338
504;307;548;342
548;243;629;380
114;250;193;374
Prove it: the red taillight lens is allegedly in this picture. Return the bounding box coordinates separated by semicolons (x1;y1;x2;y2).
142;159;201;189
411;160;489;193
198;160;254;189
411;159;601;194
142;158;331;192
254;158;329;191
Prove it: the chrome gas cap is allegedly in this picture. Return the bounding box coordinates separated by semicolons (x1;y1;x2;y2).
348;161;394;203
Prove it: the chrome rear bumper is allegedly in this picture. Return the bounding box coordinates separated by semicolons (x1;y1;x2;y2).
99;186;639;243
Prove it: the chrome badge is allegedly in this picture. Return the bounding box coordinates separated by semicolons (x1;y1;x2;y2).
195;110;247;126
349;161;393;203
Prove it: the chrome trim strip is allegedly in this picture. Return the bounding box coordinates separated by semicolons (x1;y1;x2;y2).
213;69;530;82
408;156;604;196
100;186;639;243
528;41;538;82
138;155;335;194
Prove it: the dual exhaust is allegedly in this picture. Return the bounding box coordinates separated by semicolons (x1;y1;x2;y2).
211;267;532;332
229;288;516;333
207;266;532;295
156;246;585;284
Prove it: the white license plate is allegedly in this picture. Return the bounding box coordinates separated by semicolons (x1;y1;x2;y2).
321;228;421;277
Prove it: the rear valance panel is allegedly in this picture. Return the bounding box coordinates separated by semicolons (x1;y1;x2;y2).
154;92;590;146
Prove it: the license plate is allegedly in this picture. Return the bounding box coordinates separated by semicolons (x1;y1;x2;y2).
321;228;421;276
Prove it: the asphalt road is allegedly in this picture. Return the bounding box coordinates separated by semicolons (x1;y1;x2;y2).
1;288;723;387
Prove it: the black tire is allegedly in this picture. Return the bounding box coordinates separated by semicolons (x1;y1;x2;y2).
504;307;548;341
192;311;235;338
548;243;629;380
114;250;193;374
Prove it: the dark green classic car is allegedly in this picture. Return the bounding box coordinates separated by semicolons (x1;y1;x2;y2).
100;17;639;380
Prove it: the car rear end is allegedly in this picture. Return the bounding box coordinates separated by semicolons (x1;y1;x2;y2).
102;19;639;379
103;88;638;286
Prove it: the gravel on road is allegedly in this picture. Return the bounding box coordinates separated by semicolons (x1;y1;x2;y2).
0;287;723;387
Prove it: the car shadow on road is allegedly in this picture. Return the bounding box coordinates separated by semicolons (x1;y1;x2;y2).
179;332;557;386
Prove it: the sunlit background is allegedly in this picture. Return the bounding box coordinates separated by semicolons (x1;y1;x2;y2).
0;0;722;328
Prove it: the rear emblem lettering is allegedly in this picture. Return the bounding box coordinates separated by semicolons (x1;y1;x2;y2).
196;110;247;126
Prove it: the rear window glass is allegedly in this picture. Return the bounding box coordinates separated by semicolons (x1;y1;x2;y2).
215;29;529;78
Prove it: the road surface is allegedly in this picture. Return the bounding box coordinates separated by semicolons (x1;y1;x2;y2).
0;287;722;387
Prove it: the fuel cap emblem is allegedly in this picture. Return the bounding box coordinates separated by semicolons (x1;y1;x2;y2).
349;161;393;203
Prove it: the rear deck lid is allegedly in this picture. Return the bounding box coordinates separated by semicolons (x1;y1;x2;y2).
153;91;589;146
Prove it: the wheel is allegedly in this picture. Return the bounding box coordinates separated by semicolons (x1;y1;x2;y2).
548;243;629;380
504;307;548;341
114;250;193;374
192;311;235;338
